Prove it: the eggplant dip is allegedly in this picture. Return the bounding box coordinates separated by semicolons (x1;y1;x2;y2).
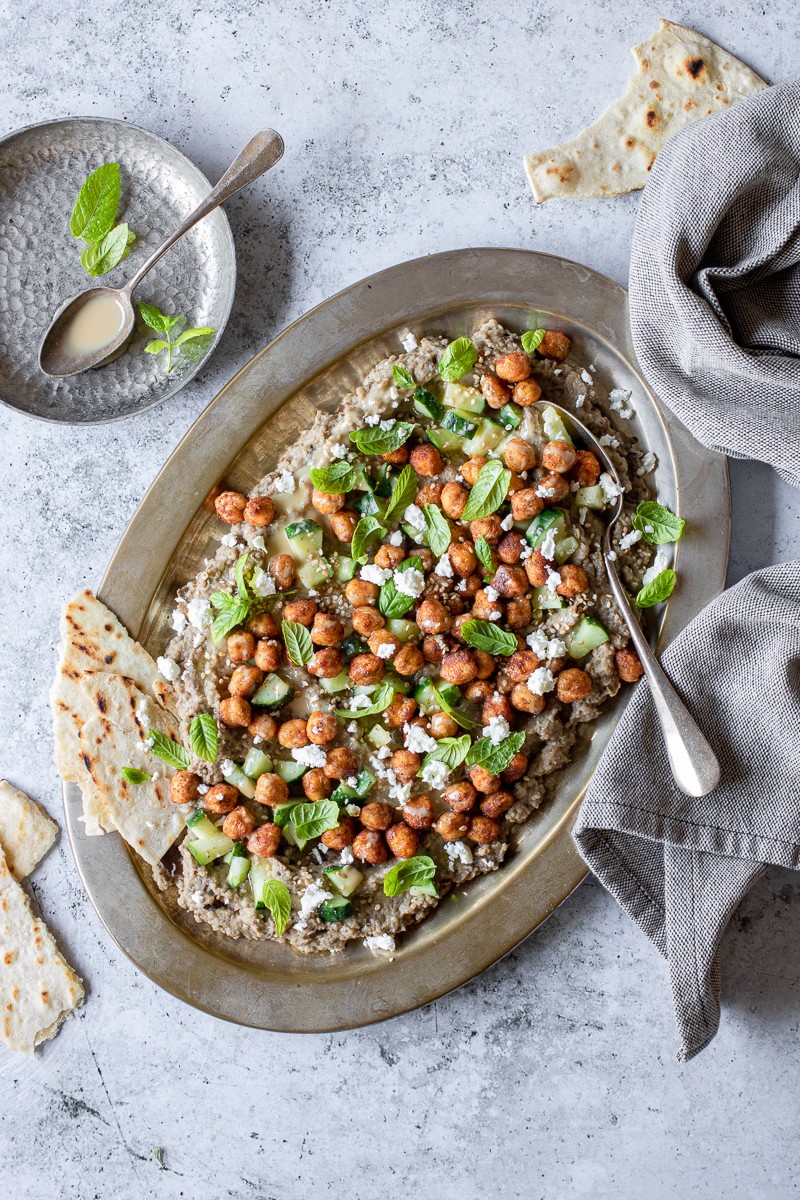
152;319;683;956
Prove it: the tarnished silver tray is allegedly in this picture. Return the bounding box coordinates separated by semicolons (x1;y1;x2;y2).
63;248;730;1030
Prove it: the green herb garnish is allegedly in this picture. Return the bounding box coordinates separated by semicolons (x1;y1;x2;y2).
80;222;135;277
419;735;471;774
391;364;415;390
431;684;480;731
378;556;423;619
383;465;417;523
147;730;191;771
209;591;251;642
460;619;517;656
152;1146;165;1170
632;502;685;545
282;620;314;666
351;514;387;565
260;879;292;936
521;328;546;354
460;459;512;521
466;731;525;775
288;800;340;842
423;504;451;557
120;766;151;785
309;461;358;494
140;302;215;372
383;855;438;898
474;535;495;579
349;421;414;456
635;568;676;608
438;337;478;382
188;713;218;764
70;163;121;243
334;680;396;720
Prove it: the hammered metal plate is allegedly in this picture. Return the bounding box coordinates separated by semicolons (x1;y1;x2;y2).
0;117;235;423
63;249;730;1030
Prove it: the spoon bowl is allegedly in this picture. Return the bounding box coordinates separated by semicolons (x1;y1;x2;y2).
38;286;135;378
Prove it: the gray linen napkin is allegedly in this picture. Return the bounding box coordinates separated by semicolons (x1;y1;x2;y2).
627;79;800;489
575;81;800;1059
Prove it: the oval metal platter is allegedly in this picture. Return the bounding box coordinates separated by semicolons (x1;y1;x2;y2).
63;248;730;1031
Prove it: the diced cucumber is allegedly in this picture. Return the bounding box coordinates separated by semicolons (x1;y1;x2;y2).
281;824;308;851
382;672;410;695
272;802;297;827
318;671;352;694
413;388;443;422
354;489;383;517
443;382;485;416
226;843;252;888
366;724;393;750
533;586;565;611
427;427;465;455
441;410;478;438
496;403;523;430
222;764;257;800
298;558;334;589
285;519;323;557
526;508;567;549
317;895;353;922
565;616;610;660
341;633;369;660
541;404;574;446
323;863;364;898
402;521;427;545
250;858;285;908
463;417;506;457
333;556;357;583
412;678;437;714
243;748;273;780
273;760;307;783
575;485;606;511
331;769;375;802
554;535;579;565
251;673;294;710
185;811;234;866
386;618;419;642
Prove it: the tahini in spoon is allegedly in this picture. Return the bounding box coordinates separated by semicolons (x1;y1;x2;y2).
39;128;284;378
536;400;721;798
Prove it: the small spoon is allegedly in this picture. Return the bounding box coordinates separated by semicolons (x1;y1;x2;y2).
39;128;285;378
537;400;721;798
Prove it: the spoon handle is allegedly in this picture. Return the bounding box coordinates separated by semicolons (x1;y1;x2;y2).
604;555;721;797
123;129;284;295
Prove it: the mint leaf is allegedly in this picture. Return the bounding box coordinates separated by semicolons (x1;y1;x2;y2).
70;162;120;242
80;222;133;276
139;302;182;334
309;462;358;494
438;337;478;382
144;339;169;355
521;328;546;355
288;800;340;842
188;713;218;763
282;620;314;666
420;735;471;774
461;619;517;656
120;766;151;784
474;535;494;579
147;729;191;771
351;514;387;565
431;684;479;731
383;855;438;897
349;422;414;456
635;568;676;608
334;680;396;719
632;502;685;545
383;465;417;523
378;556;423;619
461;459;512;521
172;326;215;349
391;365;415;390
209;591;251;641
466;731;525;775
422;504;451;557
260;879;292;936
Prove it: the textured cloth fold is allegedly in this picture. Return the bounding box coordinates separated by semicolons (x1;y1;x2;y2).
628;79;800;488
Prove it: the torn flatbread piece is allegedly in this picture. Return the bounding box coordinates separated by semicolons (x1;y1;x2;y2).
0;848;84;1054
0;781;58;882
78;675;191;868
524;20;767;202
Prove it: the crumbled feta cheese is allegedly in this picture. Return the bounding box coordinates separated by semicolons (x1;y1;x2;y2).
389;387;398;401
455;578;468;592
389;530;403;546
403;722;438;754
403;503;426;532
348;694;375;711
599;472;624;504
186;597;210;630
619;529;643;551
445;841;473;866
330;443;348;459
637;451;658;476
295;881;332;929
375;745;392;760
609;388;634;420
607;550;618;561
376;642;395;659
435;555;454;578
197;784;209;795
250;566;276;597
578;506;588;525
642;549;671;587
539;528;558;562
360;563;391;585
500;513;514;532
364;413;380;427
535;483;557;499
527;667;555;695
483;716;510;745
484;585;499;602
645;524;654;534
580;369;593;385
292;744;328;768
220;758;237;776
379;418;396;432
574;393;586;409
339;847;354;866
420;759;450;789
520;544;533;561
401;332;418;352
394;567;425;598
156;656;180;682
171;609;188;635
545;567;562;592
553;368;562;376
345;804;361;817
364;933;396;954
569;480;581;492
345;776;358;788
273;471;295;494
526;630;566;659
599;434;620;449
387;775;413;804
488;610;502;622
220;532;238;547
251;535;267;551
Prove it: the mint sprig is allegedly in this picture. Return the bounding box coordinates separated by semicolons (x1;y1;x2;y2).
438;337;478;382
635;569;676;608
188;713;218;763
461;619;517;656
461;459;512;521
147;729;191;771
140;302;215;372
383;855;438;897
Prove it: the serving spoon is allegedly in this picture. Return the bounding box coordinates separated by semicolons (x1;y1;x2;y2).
38;128;285;378
537;400;721;797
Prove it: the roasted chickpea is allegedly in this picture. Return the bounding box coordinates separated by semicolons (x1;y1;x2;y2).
555;564;588;597
255;772;289;807
169;770;201;806
248;712;278;741
465;679;493;703
302;767;332;801
215;490;247;524
352;829;389;864
345;578;379;607
402;796;434;829
410;443;444;478
440;648;479;685
482;694;514;725
269;553;296;591
503;438;538;472
471;649;495;680
450;613;471;641
277;718;309;749
448;540;478;577
422;634;448;664
506;650;540;682
462;574;483;601
321;818;358;850
536;472;570;504
247;823;282;858
324;746;359;780
417;481;444;507
367;630;402;659
228;664;265;699
254;639;283;672
219;696;251;728
524;550;549;587
205;782;240;814
461;456;487;486
380;446;409;465
311;488;345;515
511;488;545;521
416;548;435;573
441;482;469;519
501;752;529;784
307;710;338;744
481;373;512;408
616;647;644;683
329;510;358;542
468;815;501;845
513;378;543;407
491;564;528;599
429;710;458;738
311;612;345;646
351;606;385;636
506;596;532;630
495;351;531;383
243;495;276;527
307;648;344;678
468;765;501;794
394;643;425;676
222;805;257;840
374;543;406;570
542;440;577;474
443;780;478;813
556;667;593;703
247;610;279;639
385;823;420;859
497;531;525;564
572;449;601;487
434;811;470;841
510;683;547;714
283;598;317;626
537;330;571;361
470;515;503;545
227;630;255;664
480;791;515;819
416;598;452;635
472;589;505;622
385;693;418;727
391;749;421;783
348;653;385;686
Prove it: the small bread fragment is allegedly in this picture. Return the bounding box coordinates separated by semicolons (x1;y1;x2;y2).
524;19;767;203
0;781;57;881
